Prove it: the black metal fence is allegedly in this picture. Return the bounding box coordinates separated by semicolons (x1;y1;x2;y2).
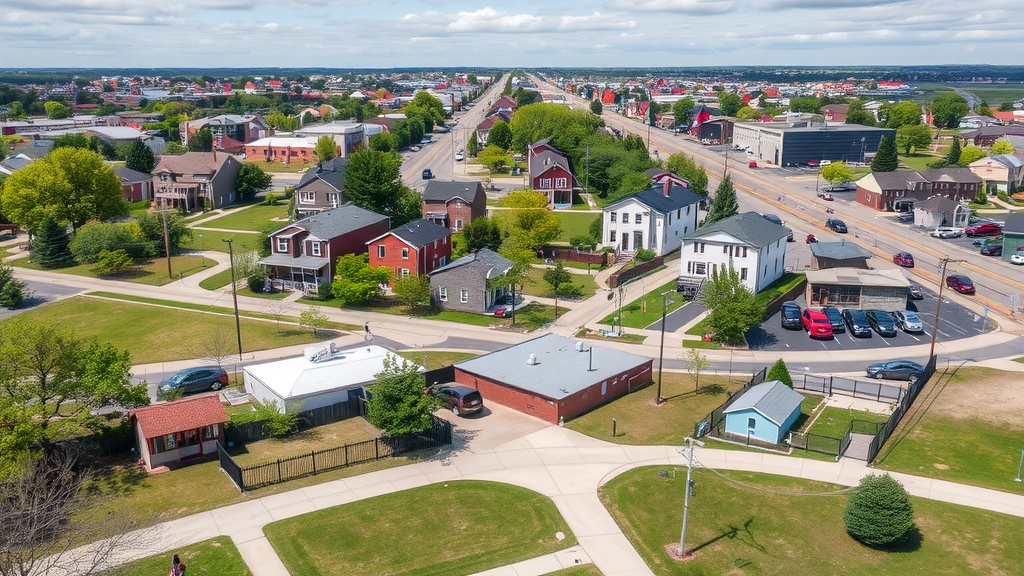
422;365;456;388
788;431;843;456
865;356;936;463
791;373;905;403
53;422;135;457
693;367;767;439
220;416;453;492
226;398;365;445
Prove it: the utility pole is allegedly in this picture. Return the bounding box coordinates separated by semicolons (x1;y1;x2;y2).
154;208;176;278
222;238;243;361
656;290;675;405
930;257;965;362
679;436;704;559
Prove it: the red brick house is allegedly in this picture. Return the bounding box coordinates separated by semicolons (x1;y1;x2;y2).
527;139;577;207
855;168;982;211
475;111;511;146
643;168;691;189
128;395;229;472
453;334;653;424
260;204;389;293
367;219;451;280
114;166;153;203
421;180;486;232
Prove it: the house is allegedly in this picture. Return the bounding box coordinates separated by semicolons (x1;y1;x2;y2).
260;204;389;293
959;126;1024;146
244;136;340;165
1001;213;1024;262
421;180;487;232
151;152;242;210
489;96;517;116
820;104;850;123
602;181;703;256
113;166;153;203
128;395;228;472
855;168;982;211
913;196;970;229
643;168;691;189
429;248;512;313
723;380;804;444
453;333;653;424
367;219;452;280
294;121;373;157
804;267;909;309
180;114;268;151
293;158;347;218
679;212;789;295
475;112;511;146
527;140;577;207
808;241;874;270
695;118;734;145
968;155;1024;195
244;343;405;413
0;153;33;176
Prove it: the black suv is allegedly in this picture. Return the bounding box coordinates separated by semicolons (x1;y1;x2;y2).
841;308;872;337
825;218;848;233
780;302;802;330
821;306;845;333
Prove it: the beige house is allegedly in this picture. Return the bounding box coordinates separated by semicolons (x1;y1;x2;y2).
804;267;910;310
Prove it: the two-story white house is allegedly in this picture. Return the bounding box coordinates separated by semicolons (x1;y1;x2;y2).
602;181;703;256
679;212;789;294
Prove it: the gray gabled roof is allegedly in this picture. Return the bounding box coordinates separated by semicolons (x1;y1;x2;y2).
914;196;961;212
684;212;788;248
422;180;485;205
368;219;449;249
724;380;804;426
270;203;387;240
606;183;703;214
114;166;151;182
992;154;1024;169
1004;213;1024;235
530;149;571;179
429;248;511;278
809;241;874;261
297;157;347;192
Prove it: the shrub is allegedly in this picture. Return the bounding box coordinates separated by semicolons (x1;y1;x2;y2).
156;387;184;402
282;186;295;199
263;192;279;206
93;249;134;275
247;266;268;293
317;282;334;301
69;221;152;263
251;398;300;438
554;283;584;298
634;248;656;263
998;190;1009;203
766;358;793;387
843;473;914;547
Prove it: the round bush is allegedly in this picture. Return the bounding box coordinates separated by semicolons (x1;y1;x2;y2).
843;473;914;547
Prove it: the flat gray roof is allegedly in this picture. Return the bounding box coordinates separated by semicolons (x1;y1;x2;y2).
454;333;651;400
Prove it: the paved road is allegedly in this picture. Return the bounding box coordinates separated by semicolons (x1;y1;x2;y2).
0;278;82;321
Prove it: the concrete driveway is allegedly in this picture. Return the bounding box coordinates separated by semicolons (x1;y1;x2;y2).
433;402;551;453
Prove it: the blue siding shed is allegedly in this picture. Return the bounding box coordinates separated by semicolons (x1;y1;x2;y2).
723;380;804;444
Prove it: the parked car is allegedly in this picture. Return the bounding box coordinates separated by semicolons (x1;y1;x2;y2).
420;136;433;145
428;385;484;416
158;366;229;395
494;307;512;318
824;182;855;192
891;310;924;333
841;308;872;337
1012;252;1024;265
748;161;758;168
907;283;925;300
865;309;898;337
945;274;975;295
930;227;963;239
801;309;834;339
422;168;434;179
454;150;465;161
780;302;802;330
825;218;848;233
896;212;914;223
866;360;925;381
971;235;1001;247
821;306;845;334
892;252;915;268
981;244;1003;257
965;222;1001;237
817;192;834;201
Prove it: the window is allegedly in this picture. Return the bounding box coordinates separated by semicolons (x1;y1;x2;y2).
399;268;410;278
610;230;617;242
377;245;386;258
724;245;729;254
622;213;629;223
438;256;447;266
699;243;705;253
556;177;567;188
438;287;448;302
401;247;409;259
310;242;321;256
300;191;315;203
635;213;642;224
747;417;756;431
202;425;219;441
455;219;463;230
694;262;707;275
740;268;748;281
460;289;469;303
741;247;748;258
327;192;339;207
610;212;617;223
540;178;552;188
276;238;288;252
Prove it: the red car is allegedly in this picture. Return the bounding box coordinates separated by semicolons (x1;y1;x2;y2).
945;274;975;295
748;161;758;168
801;309;834;339
965;222;1001;237
892;252;915;268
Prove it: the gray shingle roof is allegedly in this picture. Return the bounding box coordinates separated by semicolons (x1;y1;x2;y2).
1004;213;1024;235
606;183;703;214
429;248;511;278
271;203;387;240
809;241;874;261
684;212;789;248
114;166;151;182
153;152;230;175
371;219;449;249
723;380;804;426
992;154;1024;169
530;150;571;179
914;196;961;212
297;158;347;192
422;180;485;205
454;333;651;401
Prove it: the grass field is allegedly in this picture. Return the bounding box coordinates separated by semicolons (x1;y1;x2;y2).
12;255;215;286
554;211;601;243
183;230;263;253
5;296;329;363
899;154;942;172
329;298;558;331
521;265;600;298
806;406;889;439
198;267;234;290
264;481;577;576
244;160;313;173
103;537;251;576
601;466;1024;576
229;418;380;466
199;203;290;232
395;350;479;369
600;280;686;329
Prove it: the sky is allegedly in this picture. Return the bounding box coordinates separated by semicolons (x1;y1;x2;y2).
1;0;1021;69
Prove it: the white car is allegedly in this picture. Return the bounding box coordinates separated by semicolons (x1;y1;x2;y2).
1011;252;1024;265
929;227;964;239
454;151;465;162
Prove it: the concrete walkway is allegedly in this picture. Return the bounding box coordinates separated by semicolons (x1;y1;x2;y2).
66;425;1024;576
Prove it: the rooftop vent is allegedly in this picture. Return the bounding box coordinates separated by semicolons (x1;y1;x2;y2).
527;353;538;365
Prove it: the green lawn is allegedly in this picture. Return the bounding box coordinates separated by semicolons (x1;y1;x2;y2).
235;286;291;300
600;280;686;329
396;350;479;369
264;481;577;576
576;328;647;345
229;418;380;466
12;255;216;286
554;211;600;242
103;537;251;576
183;230;263;253
566;374;741;445
899;154;942;172
199;203;290;232
244;160;313;173
544;567;604;576
199;268;235;290
322;297;558;331
807;406;889;439
520;265;600;298
601;467;1024;576
7;296;329;364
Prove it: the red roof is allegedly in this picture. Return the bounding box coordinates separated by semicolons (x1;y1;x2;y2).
130;395;228;439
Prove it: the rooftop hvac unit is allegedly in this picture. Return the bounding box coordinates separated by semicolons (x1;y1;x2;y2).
527;353;538;365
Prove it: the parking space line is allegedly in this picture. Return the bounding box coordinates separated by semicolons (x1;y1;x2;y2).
879;336;893;346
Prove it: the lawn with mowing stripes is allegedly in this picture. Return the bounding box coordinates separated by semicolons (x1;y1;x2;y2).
198;202;290;232
600;280;685;329
12;255;216;286
264;481;576;576
103;537;251;576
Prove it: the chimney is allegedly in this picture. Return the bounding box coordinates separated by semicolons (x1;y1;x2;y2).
663;180;671;198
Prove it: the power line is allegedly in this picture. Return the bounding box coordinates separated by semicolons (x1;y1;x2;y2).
690;455;858;497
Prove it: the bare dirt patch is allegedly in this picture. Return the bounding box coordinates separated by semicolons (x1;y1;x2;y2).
925;367;1024;430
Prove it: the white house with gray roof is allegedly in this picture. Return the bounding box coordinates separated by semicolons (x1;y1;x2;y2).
602;181;703;256
679;212;789;294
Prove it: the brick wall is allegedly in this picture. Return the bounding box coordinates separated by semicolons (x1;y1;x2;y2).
609;255;665;288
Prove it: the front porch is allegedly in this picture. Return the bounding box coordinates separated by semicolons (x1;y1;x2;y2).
260;253;330;294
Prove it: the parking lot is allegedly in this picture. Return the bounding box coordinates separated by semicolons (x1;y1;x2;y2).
746;284;993;352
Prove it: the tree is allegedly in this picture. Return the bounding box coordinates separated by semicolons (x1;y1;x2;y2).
589;99;603;115
28;216;71;268
718;92;743;117
542;261;572;295
344;149;408;220
883;100;923;129
298;306;332;336
991;139;1014;155
821;161;854;186
51;133;92;150
6;101;26;120
609;172;652;203
973;185;988;205
43;101;71;119
895;124;932;155
682;348;709;392
93;249;134;275
366;355;434;436
945;135;962;165
735;106;759;121
843;473;914;547
262;300;294;332
135;211;191;257
68;221;150;263
500;189;548;209
330;253;391;304
235;163;273;201
0;147;126;232
672;97;695;128
462;216;502;252
845;100;876;127
665;153;708;196
122;140;155;174
958;145;986;166
314;135;336;161
0;262;25;309
186;127;214;152
700;266;764;346
499;191;562;250
163;141;186;155
871;136;898;172
488;121;513;150
931;93;970;129
477;145;513;173
392;274;431;310
766;358;793;387
705;174;738;225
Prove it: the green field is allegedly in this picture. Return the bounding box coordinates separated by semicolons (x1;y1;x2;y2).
12;255;215;286
244;160;313;173
807;406;889;439
602;466;1024;576
520;265;600;298
264;481;577;576
600;280;685;329
199;203;290;232
182;230;263;253
395;350;479;370
103;537;251;576
554;211;601;242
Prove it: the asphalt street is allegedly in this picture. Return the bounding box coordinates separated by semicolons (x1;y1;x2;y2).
0;278;82;321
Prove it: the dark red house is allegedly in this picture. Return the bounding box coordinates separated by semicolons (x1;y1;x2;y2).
114;166;153;203
421;180;486;232
527;139;577;207
367;219;452;280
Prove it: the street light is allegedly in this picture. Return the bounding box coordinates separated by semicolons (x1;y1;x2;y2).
222;238;243;361
679;436;704;559
656;289;675;405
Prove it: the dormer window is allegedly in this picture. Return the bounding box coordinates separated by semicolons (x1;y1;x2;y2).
276;238;288;252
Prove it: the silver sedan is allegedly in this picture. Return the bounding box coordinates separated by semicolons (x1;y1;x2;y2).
891;310;923;333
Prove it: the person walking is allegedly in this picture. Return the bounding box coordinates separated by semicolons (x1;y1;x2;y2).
170;554;186;576
364;322;373;342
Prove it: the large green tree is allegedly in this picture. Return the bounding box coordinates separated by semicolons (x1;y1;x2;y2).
498;190;561;249
391;274;431;310
844;100;876;127
43;101;71;119
843;474;914;547
871;136;899;172
186;127;214;152
28;216;71;268
945;135;962;165
671;97;695;127
931;93;970;129
330;253;391;305
461;216;503;252
366;355;434;436
718;92;743;117
958;145;986;166
701;266;764;346
0;147;126;232
477;145;513;172
666;153;709;196
882;100;923;129
509;103;604;152
314;135;337;162
124;139;155;173
705;175;738;225
0;262;26;309
821;161;854;186
488;120;513;150
991;139;1014;155
589;99;603;115
344;149;409;220
235;163;273;201
895;124;933;155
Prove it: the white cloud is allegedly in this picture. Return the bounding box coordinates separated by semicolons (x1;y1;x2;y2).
606;0;734;14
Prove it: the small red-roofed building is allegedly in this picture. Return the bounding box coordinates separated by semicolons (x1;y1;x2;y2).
128;395;229;472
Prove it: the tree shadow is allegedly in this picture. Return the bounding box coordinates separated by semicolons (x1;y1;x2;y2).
690;518;766;554
85;458;149;499
744;326;778;350
852;525;923;553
